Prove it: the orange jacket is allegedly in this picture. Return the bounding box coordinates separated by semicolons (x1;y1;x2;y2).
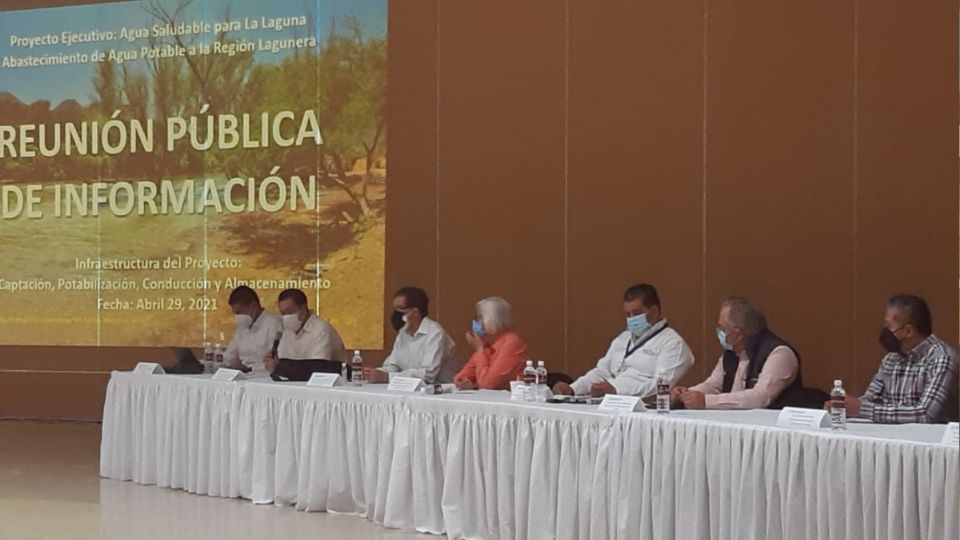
453;331;528;390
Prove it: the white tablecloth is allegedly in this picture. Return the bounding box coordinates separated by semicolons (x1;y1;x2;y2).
99;373;247;497
100;373;959;540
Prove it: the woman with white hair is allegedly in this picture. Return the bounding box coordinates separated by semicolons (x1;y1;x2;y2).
453;296;529;390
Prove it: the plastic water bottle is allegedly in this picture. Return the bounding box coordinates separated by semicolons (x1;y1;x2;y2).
656;373;670;414
535;361;548;402
830;379;846;431
341;362;349;383
213;343;224;372
352;350;364;386
522;360;537;402
203;342;214;374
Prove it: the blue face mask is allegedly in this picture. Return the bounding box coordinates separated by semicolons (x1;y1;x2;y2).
716;328;734;351
626;313;650;335
471;318;485;337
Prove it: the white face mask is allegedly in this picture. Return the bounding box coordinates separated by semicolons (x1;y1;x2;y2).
282;313;301;330
234;314;253;329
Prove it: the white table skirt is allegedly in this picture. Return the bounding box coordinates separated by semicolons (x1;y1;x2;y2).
99;372;247;497
100;373;958;540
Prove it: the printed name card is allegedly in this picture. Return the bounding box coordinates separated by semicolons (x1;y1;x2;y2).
776;407;830;429
133;362;164;375
597;394;645;414
212;368;243;382
941;422;960;446
509;380;527;401
387;377;424;392
306;373;343;388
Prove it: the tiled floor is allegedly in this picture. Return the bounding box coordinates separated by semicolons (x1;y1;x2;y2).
0;420;432;539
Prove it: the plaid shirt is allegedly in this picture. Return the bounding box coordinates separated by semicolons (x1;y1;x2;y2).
859;334;959;424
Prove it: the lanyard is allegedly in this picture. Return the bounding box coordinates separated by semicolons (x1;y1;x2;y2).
619;324;668;372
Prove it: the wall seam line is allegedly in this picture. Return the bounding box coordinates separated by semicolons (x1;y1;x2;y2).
701;0;710;378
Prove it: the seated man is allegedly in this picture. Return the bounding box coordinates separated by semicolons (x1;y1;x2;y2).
843;295;958;424
224;285;281;373
364;286;458;384
265;288;347;373
673;297;806;409
553;283;694;398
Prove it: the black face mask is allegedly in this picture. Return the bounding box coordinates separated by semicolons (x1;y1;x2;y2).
390;310;406;331
878;328;902;354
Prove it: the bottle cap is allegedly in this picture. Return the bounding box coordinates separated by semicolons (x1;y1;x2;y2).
354;350;360;355
834;379;842;387
537;360;545;366
526;360;533;366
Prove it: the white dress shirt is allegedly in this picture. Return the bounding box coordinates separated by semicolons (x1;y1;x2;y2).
224;310;282;372
570;319;695;397
379;317;458;383
277;311;347;362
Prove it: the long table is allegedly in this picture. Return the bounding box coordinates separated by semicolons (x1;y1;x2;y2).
99;372;959;540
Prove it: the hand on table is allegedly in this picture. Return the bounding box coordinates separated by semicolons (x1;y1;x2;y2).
822;395;861;417
679;390;706;410
845;396;861;417
552;381;574;396
590;381;616;398
456;379;477;391
669;386;687;405
363;367;390;384
227;359;245;372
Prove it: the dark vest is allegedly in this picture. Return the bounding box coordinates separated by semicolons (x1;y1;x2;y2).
721;329;806;410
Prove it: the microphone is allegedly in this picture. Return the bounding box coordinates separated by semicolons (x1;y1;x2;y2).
271;331;282;358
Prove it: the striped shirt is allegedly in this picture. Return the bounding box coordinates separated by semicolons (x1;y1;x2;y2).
859;334;958;424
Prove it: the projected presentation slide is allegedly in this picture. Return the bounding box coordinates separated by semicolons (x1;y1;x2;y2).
0;0;387;348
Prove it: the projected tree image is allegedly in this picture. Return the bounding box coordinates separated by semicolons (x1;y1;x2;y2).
0;0;387;348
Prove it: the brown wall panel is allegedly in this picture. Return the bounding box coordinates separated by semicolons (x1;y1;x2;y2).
566;0;706;381
0;346;170;372
1;0;956;419
436;0;566;365
385;0;440;327
854;0;959;394
704;0;857;391
0;372;108;419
